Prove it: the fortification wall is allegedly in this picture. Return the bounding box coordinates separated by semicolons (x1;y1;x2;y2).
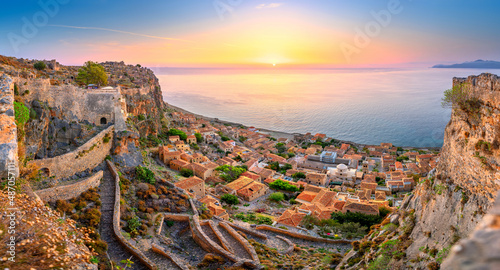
28;125;114;179
219;222;260;263
35;171;103;202
14;77;127;126
107;160;157;270
0;74;18;178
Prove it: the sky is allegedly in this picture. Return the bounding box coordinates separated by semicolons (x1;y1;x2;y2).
1;0;500;68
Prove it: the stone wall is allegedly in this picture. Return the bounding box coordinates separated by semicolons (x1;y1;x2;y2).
225;222;267;239
219;222;260;263
15;78;127;127
28;125;114;179
35;171;103;202
0;74;18;178
275;236;294;254
151;244;188;270
189;215;237;262
255;225;352;244
106;160;157;270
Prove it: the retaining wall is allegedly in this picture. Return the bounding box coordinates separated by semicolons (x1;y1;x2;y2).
275;236;294;254
29;125;114;179
225;222;267;239
151;244;188;270
35;171;103;202
219;222;260;263
255;225;352;244
0;74;18;178
107;160;157;270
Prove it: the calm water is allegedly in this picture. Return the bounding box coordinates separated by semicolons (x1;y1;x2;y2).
155;68;498;148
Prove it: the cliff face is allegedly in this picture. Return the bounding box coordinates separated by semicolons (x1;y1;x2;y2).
337;73;500;269
404;73;500;261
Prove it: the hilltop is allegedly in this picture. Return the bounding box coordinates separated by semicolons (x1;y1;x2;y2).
432;59;500;69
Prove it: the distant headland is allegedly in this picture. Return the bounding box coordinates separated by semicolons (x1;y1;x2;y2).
432;59;500;69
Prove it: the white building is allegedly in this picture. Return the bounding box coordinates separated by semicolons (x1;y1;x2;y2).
329;163;356;184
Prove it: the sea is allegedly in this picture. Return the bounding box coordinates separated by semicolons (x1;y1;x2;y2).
155;68;499;148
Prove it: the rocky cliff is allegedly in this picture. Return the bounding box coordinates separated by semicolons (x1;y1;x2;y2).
337;73;500;269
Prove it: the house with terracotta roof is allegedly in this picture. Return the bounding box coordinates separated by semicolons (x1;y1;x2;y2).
199;195;229;220
416;154;433;164
219;141;233;153
360;182;378;192
355;189;372;201
159;148;181;165
174;176;205;199
380;143;393;149
305;172;328;186
169;135;180;143
219;176;254;195
257;168;275;179
175;140;190;151
403;151;419;160
276;208;307;227
236;181;268;202
169;159;190;171
375;190;386;201
240;171;262;182
342;200;379;215
296;190;320;204
190;162;213;180
382;155;395;171
186;134;197;144
265;153;287;164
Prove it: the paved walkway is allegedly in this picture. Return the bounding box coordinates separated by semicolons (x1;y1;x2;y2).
99;169;149;270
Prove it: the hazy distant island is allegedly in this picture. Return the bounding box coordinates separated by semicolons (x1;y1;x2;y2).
432;59;500;69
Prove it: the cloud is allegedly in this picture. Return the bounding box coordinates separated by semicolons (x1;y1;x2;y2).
255;3;283;9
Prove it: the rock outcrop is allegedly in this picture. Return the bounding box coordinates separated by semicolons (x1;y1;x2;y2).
0;74;18;178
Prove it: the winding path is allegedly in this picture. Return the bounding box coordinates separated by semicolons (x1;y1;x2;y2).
99;169;149;270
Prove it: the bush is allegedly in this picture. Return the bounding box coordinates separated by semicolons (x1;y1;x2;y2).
180;168;194;177
442;83;480;113
269;179;299;192
194;132;203;143
76;61;108;86
14;101;29;126
292;172;306;179
269;192;285;202
34;61;46;70
127;216;141;232
221;194;239;205
215;165;247;182
331;210;385;229
165;220;174;227
136;166;155;184
168;129;187;140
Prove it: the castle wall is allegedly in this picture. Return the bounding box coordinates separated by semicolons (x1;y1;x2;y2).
0;75;18;178
35;170;103;202
28;125;114;179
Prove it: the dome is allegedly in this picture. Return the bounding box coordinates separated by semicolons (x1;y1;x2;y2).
337;164;348;170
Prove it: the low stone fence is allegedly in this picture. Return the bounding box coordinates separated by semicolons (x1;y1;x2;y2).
107;160;157;270
219;222;260;264
255;225;352;244
226;222;267;239
151;244;188;270
164;213;190;222
28;125;114;179
35;170;103;202
275;236;294;254
190;215;237;262
205;220;233;253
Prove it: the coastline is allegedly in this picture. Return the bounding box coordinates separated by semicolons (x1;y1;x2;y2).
165;103;441;150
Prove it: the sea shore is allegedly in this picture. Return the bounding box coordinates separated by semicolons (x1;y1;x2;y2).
166;103;441;150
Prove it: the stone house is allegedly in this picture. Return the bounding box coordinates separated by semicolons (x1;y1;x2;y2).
199;195;229;220
159;148;181;165
175;140;190;152
174;176;205;199
342;200;379;215
276;208;307;227
305;172;328;186
169;135;180;143
236;181;268;202
170;159;190;171
187;134;197;144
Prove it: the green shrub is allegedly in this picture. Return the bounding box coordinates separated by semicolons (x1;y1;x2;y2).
215;165;247;182
269;179;299;192
34;61;46;70
167;128;187;140
165;220;174;227
136;166;155;184
14;101;29;126
221;194;239;205
269;192;285;202
180;168;194;177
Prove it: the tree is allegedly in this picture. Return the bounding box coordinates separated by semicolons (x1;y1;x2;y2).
168;129;187;140
76;61;108;86
221;194;239;205
275;142;286;153
180;168;194;177
215;165;247;182
195;132;203;143
292;172;306;180
442;83;480;113
14;101;29;126
34;61;46;70
269;179;299;192
269;192;285;202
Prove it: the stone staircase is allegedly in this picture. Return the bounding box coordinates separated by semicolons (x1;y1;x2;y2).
99;169;149;270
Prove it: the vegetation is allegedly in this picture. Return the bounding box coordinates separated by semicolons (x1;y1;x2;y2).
292;172;306;179
34;61;46;70
14;101;29;126
135;166;155;184
331;207;391;229
167;128;187;140
180;168;194;177
269;179;299;192
76;61;108;86
221;194;239;205
194;132;203;143
234;212;273;225
442;83;480;113
215;165;247;182
269;192;285;202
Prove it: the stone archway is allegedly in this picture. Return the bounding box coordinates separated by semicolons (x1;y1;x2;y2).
100;117;107;125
